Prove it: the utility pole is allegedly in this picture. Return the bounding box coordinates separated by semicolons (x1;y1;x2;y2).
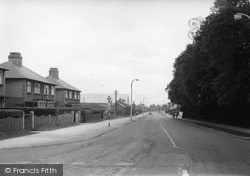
114;90;118;117
130;79;139;121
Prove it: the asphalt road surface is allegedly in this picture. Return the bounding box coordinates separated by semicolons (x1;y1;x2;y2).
1;112;250;176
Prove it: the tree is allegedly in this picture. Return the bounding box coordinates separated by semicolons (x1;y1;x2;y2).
167;1;249;126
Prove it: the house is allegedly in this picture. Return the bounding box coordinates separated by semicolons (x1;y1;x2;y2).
82;94;129;104
1;52;57;108
0;65;9;108
82;93;130;112
112;99;130;116
46;68;81;107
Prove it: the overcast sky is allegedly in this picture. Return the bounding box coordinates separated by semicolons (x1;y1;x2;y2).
0;0;214;105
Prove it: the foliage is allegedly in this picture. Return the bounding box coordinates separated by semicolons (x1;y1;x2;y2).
167;1;250;127
0;109;24;119
15;108;58;116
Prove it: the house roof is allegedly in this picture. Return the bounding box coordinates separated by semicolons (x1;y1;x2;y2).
82;94;129;104
1;62;56;85
46;75;81;92
113;99;130;108
0;65;8;70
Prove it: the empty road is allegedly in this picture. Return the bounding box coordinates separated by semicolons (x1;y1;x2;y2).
0;112;249;176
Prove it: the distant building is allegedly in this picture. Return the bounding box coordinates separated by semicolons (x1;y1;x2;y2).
81;93;130;113
112;99;130;116
0;65;9;108
1;52;56;108
82;94;129;104
46;68;81;107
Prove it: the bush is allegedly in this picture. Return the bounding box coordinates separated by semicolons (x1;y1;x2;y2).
8;108;58;116
0;109;23;119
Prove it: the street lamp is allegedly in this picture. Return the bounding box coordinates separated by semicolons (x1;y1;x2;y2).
162;100;166;114
130;78;139;121
82;97;85;107
234;13;250;20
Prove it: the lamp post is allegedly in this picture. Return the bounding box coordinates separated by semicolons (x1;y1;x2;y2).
234;13;250;20
162;100;166;114
82;97;85;107
130;79;139;121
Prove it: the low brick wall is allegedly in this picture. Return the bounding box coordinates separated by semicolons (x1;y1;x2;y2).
0;116;23;133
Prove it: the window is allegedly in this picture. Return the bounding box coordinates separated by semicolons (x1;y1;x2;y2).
27;81;31;93
65;90;68;99
44;85;49;95
77;93;80;100
51;86;55;96
34;83;40;94
0;71;3;85
0;75;3;85
74;92;77;100
69;91;72;99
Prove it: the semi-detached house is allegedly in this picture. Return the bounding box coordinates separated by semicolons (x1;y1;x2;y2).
0;65;8;108
1;52;57;108
46;68;81;107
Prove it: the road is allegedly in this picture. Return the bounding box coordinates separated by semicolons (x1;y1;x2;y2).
0;112;250;176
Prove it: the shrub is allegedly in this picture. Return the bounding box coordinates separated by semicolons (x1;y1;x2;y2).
9;107;58;116
0;109;23;119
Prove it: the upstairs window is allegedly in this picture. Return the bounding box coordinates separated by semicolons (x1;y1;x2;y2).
69;91;72;99
51;86;55;96
0;75;3;85
74;92;77;100
34;83;40;94
26;81;31;93
65;90;68;99
44;85;49;95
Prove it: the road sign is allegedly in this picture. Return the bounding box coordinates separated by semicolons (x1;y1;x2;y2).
107;96;111;101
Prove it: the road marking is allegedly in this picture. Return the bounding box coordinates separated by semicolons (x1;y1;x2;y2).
159;123;178;148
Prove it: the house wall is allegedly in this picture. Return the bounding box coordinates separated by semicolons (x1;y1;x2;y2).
0;70;6;96
5;79;24;98
5;79;55;107
56;89;80;107
55;89;65;107
65;90;81;105
0;69;7;107
25;81;55;102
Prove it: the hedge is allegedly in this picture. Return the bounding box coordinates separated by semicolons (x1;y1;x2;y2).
0;109;23;119
21;108;58;116
4;107;58;116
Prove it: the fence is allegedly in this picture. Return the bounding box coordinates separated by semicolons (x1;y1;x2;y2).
0;109;104;134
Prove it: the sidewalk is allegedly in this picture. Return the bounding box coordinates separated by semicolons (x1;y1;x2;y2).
0;114;145;149
164;113;250;137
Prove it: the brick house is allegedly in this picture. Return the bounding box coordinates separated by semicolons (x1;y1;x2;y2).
112;99;130;116
1;52;57;108
0;65;9;108
46;68;81;107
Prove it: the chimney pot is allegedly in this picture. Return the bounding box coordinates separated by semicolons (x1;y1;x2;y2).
8;52;22;66
49;68;59;79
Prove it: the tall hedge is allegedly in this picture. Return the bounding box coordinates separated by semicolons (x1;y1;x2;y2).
0;109;23;119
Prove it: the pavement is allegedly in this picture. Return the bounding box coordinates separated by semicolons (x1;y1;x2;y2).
0;113;146;149
164;113;250;137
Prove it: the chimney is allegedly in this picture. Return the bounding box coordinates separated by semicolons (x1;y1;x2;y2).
49;68;59;79
8;52;22;66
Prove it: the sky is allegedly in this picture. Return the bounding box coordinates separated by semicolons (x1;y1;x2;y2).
0;0;214;105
